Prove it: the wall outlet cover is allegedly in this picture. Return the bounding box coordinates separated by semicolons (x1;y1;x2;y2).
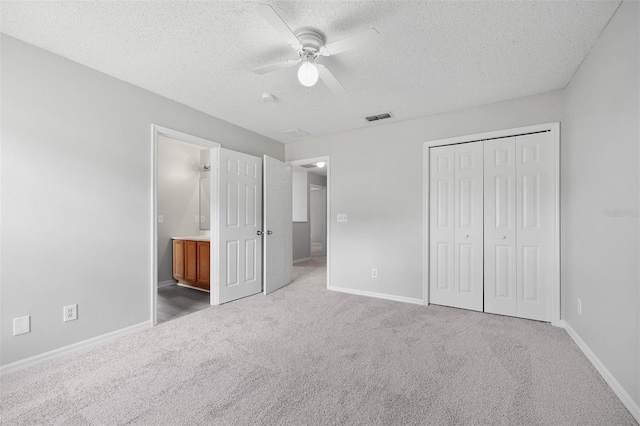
337;214;348;223
64;304;78;322
13;316;30;335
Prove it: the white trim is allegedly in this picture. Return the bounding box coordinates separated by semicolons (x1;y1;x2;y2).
0;321;152;376
289;156;331;290
151;124;221;325
422;122;561;325
329;285;424;306
158;280;176;288
423;142;430;306
561;320;640;423
293;257;312;263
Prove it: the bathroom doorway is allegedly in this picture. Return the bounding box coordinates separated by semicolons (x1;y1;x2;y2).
151;125;220;325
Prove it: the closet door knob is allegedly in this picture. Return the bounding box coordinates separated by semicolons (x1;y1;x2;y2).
500;235;506;239
257;230;263;236
465;234;469;238
267;230;273;235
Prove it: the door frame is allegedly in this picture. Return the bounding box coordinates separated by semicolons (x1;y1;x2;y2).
289;156;331;289
423;122;561;326
151;124;221;326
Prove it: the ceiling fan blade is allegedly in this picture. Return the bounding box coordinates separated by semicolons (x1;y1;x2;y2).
317;64;346;94
256;4;302;50
252;59;300;75
320;28;379;56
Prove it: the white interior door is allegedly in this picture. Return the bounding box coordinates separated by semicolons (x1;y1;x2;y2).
484;137;517;316
429;146;455;307
263;155;293;294
515;132;552;321
454;142;484;311
213;148;263;304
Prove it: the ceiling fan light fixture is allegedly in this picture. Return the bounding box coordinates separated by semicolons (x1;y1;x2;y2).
298;60;319;87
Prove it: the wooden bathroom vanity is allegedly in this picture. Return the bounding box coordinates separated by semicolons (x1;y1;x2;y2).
172;237;210;291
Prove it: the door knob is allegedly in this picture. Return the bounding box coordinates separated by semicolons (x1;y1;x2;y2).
465;234;469;238
267;230;273;235
500;235;506;239
257;230;263;236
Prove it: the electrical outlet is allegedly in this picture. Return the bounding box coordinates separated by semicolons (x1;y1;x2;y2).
195;215;200;223
158;215;164;223
577;298;582;315
64;304;78;322
372;268;378;278
13;316;30;336
337;214;348;223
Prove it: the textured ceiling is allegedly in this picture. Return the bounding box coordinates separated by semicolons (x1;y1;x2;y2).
1;1;621;144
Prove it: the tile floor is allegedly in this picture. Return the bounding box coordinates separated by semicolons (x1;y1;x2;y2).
157;284;211;324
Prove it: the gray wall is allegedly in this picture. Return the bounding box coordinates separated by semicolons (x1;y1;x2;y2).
563;0;639;404
286;90;565;297
0;35;283;366
293;172;327;261
157;136;202;285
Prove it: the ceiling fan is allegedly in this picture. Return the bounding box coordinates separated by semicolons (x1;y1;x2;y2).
252;4;380;93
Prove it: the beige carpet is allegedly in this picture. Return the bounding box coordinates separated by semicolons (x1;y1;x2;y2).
1;255;635;425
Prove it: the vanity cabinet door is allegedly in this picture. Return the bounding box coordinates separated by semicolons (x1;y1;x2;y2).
196;242;210;290
184;240;198;283
173;240;185;281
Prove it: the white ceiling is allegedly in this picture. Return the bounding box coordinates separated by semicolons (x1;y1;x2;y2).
1;1;620;144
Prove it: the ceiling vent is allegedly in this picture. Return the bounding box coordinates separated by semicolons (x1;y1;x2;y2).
282;128;311;139
365;112;393;122
300;164;316;168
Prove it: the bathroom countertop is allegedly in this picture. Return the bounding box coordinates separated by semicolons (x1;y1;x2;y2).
172;235;210;242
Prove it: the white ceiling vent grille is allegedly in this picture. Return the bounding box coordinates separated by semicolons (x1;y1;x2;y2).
300;164;316;168
365;112;393;122
282;128;311;138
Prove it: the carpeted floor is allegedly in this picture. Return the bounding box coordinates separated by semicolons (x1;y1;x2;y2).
1;253;635;425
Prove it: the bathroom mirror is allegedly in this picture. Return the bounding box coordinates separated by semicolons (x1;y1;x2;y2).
199;177;210;230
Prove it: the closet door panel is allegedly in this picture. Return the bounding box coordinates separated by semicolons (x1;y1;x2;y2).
484;137;517;317
454;142;483;311
516;132;552;321
429;146;455;307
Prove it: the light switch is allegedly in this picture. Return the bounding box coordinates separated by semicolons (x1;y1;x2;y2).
13;316;30;336
337;214;348;223
195;215;200;223
158;215;164;223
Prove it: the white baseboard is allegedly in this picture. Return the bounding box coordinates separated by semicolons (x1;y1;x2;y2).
158;280;176;288
561;320;640;423
293;257;312;264
0;320;152;377
328;285;424;306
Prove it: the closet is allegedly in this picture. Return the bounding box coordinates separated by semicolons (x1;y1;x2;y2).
429;131;553;322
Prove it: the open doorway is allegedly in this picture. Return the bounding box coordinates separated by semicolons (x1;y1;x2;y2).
151;125;220;325
289;157;330;287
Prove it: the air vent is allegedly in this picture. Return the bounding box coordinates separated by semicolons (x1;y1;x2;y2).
300;164;316;168
282;128;311;139
365;112;393;122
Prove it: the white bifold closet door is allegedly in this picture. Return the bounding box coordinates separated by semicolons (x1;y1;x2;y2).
484;132;552;321
430;142;484;311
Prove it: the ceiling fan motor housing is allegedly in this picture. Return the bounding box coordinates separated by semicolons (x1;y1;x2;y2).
295;27;326;55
